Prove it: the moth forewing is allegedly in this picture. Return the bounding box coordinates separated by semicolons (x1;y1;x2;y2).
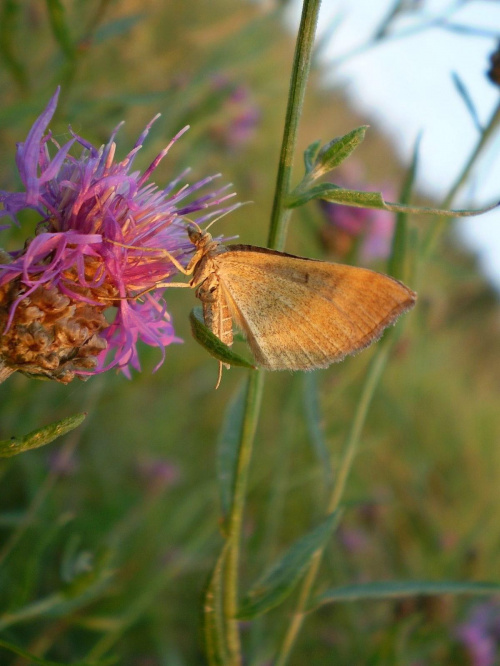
214;246;416;371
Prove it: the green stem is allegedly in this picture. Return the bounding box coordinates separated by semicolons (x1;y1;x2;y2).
223;371;265;663
268;0;322;251
422;99;500;257
220;2;322;662
275;342;391;666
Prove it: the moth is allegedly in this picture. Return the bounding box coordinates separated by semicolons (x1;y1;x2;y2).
156;224;416;385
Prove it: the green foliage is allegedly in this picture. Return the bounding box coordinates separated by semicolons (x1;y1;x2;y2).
237;511;341;620
0;414;86;458
312;580;500;609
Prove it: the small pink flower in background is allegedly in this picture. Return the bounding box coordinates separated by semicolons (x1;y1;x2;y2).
455;601;500;666
135;457;181;494
0;88;238;383
336;526;370;554
208;75;260;152
318;166;395;264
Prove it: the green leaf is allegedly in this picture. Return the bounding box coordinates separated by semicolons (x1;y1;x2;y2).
0;637;115;665
0;413;86;458
216;384;246;526
237;511;341;620
203;542;230;666
46;0;76;60
94;14;146;44
287;183;499;218
303;139;321;174
387;134;420;281
189;307;255;369
308;126;368;180
310;580;500;610
452;71;482;133
302;373;332;488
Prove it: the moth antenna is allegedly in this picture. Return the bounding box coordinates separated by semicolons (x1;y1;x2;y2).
203;201;251;232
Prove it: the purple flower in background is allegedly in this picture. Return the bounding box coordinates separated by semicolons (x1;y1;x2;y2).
209;75;260;152
0;88;237;383
318;167;395;264
455;601;500;666
135;456;181;494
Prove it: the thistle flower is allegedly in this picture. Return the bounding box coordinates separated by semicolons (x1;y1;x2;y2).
0;88;237;383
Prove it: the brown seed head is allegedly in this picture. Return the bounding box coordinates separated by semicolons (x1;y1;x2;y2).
0;278;110;384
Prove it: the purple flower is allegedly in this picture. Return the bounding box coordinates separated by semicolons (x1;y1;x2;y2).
455;601;500;666
135;456;181;493
0;88;237;382
208;75;260;152
318;169;395;264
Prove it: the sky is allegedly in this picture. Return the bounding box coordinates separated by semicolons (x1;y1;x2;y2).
286;0;500;289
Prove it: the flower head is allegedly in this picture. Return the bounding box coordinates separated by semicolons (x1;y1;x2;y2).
0;87;237;382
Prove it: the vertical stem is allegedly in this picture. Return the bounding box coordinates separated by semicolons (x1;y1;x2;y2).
223;371;264;663
275;343;391;666
268;0;322;251
220;1;322;663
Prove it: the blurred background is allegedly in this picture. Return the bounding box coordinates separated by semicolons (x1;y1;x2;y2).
0;1;499;664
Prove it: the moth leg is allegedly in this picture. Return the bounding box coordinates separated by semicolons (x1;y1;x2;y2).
107;239;194;276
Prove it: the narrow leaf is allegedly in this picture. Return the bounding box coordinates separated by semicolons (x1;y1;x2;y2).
303;139;321;174
94;14;146;44
311;580;500;610
203;542;230;666
0;413;86;458
46;0;76;60
287;183;499;218
309;126;368;179
216;383;246;525
452;71;483;133
189;307;255;369
388;134;420;281
302;373;332;488
0;637;114;665
237;511;341;620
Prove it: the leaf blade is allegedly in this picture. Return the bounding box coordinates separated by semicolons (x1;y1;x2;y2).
311;580;500;610
0;413;86;458
237;511;341;620
189;307;255;369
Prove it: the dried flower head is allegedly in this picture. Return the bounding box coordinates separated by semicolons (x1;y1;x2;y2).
0;88;237;383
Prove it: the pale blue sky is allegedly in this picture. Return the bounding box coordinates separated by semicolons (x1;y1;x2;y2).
287;0;500;288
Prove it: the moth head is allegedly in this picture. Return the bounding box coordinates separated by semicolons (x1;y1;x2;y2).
187;222;212;249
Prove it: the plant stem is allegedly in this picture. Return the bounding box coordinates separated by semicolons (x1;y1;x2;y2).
268;0;322;252
220;1;322;663
276;342;391;666
422;99;500;257
223;371;264;663
275;92;500;666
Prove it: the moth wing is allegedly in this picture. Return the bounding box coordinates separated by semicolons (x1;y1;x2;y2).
216;246;416;371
